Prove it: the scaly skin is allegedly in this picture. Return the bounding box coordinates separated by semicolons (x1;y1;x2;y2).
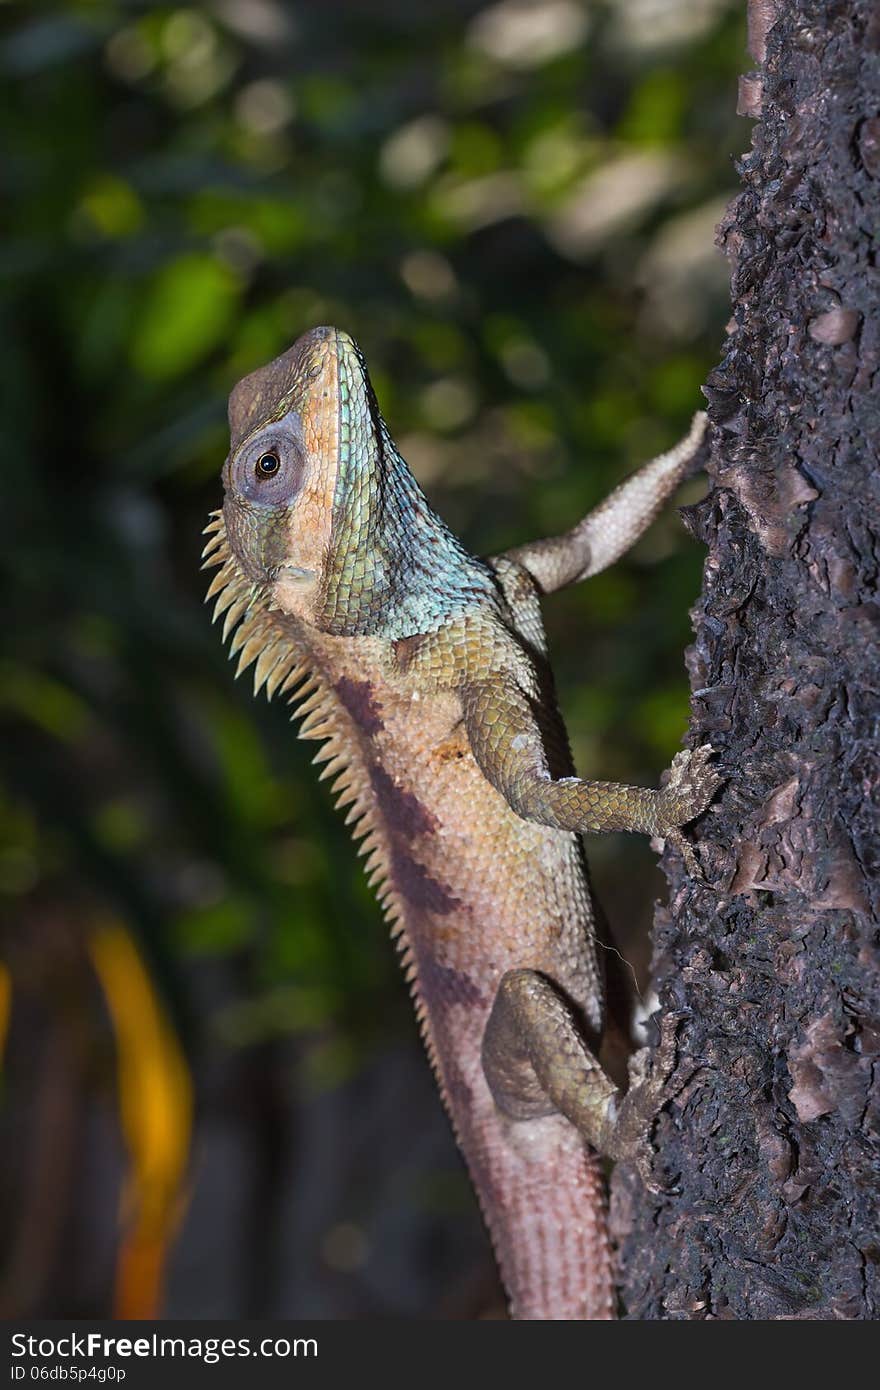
204;327;719;1319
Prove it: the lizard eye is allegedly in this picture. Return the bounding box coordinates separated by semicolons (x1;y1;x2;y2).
256;452;280;478
226;410;304;507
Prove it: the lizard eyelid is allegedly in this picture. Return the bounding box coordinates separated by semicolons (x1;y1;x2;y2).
232;422;305;505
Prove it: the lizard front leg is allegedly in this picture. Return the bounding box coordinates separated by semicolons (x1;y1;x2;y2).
502;411;707;594
462;676;721;867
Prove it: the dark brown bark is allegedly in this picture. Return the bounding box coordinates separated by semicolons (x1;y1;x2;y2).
613;0;880;1319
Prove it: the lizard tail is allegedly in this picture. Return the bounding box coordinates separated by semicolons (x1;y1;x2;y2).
474;1111;616;1320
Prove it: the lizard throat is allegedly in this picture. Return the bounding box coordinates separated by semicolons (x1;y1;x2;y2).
317;420;498;640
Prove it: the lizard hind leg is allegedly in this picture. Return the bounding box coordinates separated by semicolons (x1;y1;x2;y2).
481;969;620;1151
481;969;678;1185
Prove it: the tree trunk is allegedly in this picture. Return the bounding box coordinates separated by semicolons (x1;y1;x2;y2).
613;0;880;1320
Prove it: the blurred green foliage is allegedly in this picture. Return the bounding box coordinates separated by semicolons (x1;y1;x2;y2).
1;0;745;1083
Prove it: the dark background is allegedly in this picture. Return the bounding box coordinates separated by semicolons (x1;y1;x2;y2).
1;0;744;1318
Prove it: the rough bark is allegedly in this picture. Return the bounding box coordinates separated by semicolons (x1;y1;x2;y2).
613;0;880;1319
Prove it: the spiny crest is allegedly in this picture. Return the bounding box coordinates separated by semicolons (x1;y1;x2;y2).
202;511;305;696
202;508;411;953
204;485;450;1116
202;510;442;1090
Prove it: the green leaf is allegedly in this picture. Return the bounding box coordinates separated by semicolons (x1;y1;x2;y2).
131;254;239;380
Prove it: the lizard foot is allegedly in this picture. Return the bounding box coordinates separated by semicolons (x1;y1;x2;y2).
657;745;723;875
607;1012;684;1192
660;744;723;825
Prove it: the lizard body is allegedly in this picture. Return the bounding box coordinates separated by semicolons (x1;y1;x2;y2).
204;326;719;1319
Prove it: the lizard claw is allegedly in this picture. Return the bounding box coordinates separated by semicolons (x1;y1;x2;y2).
665;826;701;878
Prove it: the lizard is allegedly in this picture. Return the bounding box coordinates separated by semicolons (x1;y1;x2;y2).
203;325;720;1320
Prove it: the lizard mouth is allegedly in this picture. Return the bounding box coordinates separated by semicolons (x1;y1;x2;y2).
275;562;315;584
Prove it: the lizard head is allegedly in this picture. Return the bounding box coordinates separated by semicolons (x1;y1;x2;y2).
218;324;493;640
221;324;348;626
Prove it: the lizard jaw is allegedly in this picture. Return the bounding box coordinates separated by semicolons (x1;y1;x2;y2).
271;562;320;620
277;563;315;582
